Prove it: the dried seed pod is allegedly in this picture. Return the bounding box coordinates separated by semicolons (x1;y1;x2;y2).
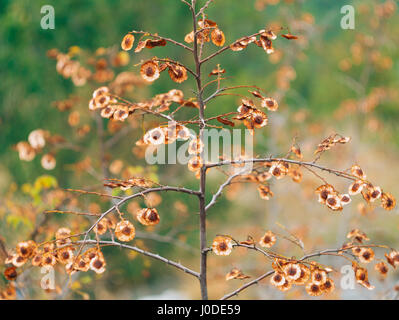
121;34;135;51
212;236;233;256
140;61;160;82
115;220;136;242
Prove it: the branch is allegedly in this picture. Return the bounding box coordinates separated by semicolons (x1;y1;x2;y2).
205;169;247;211
220;270;274;300
196;0;215;17
200;30;265;64
88;186;201;234
205;157;355;181
64;188;124;200
79;239;200;278
203;85;263;104
135;230;196;251
220;244;391;299
75;186;200;258
111;94;176;122
191;0;209;300
129;30;193;52
151;58;198;79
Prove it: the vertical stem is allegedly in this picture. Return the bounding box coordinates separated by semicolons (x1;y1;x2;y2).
191;0;208;300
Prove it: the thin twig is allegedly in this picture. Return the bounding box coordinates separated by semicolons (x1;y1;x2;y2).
220;243;391;299
205;169;247;211
201;31;266;64
205;157;356;181
129;30;193;52
77;239;200;278
196;0;215;17
220;271;274;300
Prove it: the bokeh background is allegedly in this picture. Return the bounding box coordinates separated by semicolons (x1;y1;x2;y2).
1;0;398;299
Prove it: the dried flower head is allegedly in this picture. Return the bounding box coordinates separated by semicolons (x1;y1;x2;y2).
315;184;335;204
311;268;327;285
351;165;367;180
339;194;352;206
136;208;160;226
74;255;91;272
42;252;57;267
31;253;43;267
259;230;276;248
375;262;389;277
168;64;188;83
277;279;292;292
255;33;275;54
144;127;166;145
89;251;106;274
4;267;18;281
257;185;274;200
272;258;287;272
358;248;375;264
10;254;27;267
261;97;278;111
140;60;160;82
121;34;135;51
212;236;233;256
93;86;109;99
211;28;226;46
269;162;289;179
135;38;167;53
252;110;268;128
93;219;108;235
236;100;255;119
381;192;396;211
385;251;399;268
369;186;382;202
115;220;136;242
353;263;374;290
16;241;36;259
56;247;75;264
281;33;299;40
321;278;335;294
326;194;343;211
314;133;351;155
291;145;303;159
225;267;250;281
270;272;286;287
283;263;302;281
209;66;225;76
28;129;47;149
289;168;303;183
230;36;256;51
293;264;310;285
41;153;56;170
15;142;36;161
347;229;370;243
55;227;72;247
1;283;16;300
306;282;323;296
43;243;55;254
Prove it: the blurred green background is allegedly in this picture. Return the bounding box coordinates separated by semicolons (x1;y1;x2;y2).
1;0;398;299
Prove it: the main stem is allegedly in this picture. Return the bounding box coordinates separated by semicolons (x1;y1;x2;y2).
191;0;208;300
